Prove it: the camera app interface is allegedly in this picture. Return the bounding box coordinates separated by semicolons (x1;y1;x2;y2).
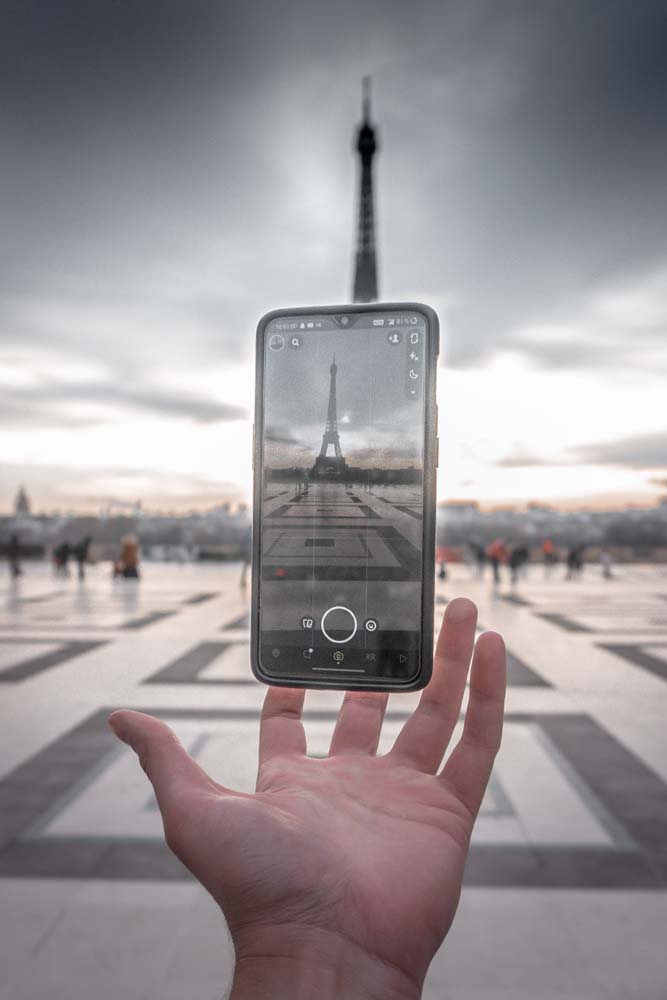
259;310;427;682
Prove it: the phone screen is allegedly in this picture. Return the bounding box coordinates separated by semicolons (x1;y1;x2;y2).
254;307;436;687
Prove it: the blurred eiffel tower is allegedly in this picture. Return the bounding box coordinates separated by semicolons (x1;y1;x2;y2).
352;77;379;303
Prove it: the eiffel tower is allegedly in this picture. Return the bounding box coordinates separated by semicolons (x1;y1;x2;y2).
312;356;348;480
352;76;379;303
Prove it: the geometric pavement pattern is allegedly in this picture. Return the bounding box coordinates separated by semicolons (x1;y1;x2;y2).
1;562;666;890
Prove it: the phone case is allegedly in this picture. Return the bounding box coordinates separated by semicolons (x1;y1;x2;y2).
251;302;439;692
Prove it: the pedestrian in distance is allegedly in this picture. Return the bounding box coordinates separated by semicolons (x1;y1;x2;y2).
53;540;71;577
113;534;140;580
542;538;557;579
566;544;586;580
469;540;486;579
73;535;92;581
486;537;508;585
7;533;22;578
509;544;529;585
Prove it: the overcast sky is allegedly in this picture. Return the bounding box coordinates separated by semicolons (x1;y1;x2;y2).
1;0;666;511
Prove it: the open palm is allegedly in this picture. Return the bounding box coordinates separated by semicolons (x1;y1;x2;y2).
110;598;505;997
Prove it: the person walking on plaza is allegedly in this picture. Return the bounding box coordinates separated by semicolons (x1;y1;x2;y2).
469;540;486;578
113;534;140;579
542;537;557;578
7;533;22;578
486;537;508;585
600;549;613;579
53;540;71;576
73;535;92;581
566;544;585;580
509;544;529;585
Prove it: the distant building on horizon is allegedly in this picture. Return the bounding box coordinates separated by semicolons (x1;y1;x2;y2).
14;486;31;518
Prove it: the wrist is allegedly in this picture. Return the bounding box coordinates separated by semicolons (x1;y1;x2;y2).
229;924;421;1000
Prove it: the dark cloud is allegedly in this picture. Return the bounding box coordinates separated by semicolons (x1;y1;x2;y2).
2;0;667;380
497;432;667;470
0;381;246;427
572;432;667;469
264;426;305;446
495;452;551;469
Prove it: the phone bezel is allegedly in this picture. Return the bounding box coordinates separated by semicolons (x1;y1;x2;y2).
251;302;439;692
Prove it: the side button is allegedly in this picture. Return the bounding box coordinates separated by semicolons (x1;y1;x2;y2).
436;436;440;468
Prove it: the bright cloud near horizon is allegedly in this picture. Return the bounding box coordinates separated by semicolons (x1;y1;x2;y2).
1;0;666;513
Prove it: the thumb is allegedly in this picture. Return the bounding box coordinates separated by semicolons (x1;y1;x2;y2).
108;709;215;816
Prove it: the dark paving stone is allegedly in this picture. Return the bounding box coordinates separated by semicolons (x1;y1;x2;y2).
221;611;250;631
96;841;188;880
537;612;593;633
122;610;176;630
498;593;533;607
597;642;667;683
145;641;255;686
182;592;220;606
0;639;108;682
539;713;667;872
0;838;110;879
529;849;660;889
506;651;550;688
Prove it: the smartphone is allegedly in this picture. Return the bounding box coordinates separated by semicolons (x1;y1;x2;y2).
251;302;439;691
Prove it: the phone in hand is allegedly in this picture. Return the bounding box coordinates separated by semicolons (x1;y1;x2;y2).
251;302;439;691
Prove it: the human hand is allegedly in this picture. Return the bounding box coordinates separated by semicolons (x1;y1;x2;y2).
109;598;505;999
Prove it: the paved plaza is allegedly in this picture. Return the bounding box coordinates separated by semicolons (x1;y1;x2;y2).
1;559;667;999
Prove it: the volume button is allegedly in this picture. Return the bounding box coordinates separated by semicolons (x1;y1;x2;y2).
436;436;440;468
252;423;255;470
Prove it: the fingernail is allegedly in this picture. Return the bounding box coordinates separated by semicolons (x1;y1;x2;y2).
107;714;128;743
446;598;475;623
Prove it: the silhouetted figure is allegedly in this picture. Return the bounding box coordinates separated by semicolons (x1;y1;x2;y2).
566;544;586;580
53;541;71;577
469;541;486;578
436;545;447;581
509;545;529;585
113;534;140;579
73;536;92;581
8;533;22;578
240;523;252;589
542;538;557;578
486;538;508;585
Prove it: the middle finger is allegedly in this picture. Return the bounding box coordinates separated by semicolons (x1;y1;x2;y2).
329;691;389;756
